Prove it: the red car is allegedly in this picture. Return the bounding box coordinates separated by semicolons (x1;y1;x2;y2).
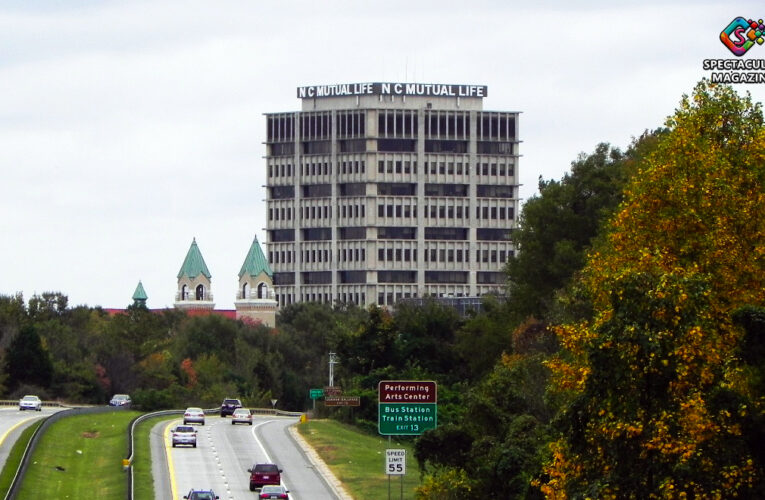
248;463;282;491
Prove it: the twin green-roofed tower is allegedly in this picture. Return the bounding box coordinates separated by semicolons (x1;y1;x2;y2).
172;236;277;327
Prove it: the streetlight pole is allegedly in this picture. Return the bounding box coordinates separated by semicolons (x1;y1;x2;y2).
328;352;339;387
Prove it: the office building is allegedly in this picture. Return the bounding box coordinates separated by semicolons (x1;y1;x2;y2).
265;82;519;308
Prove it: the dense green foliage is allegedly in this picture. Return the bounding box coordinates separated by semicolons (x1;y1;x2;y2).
544;81;765;497
2;80;762;498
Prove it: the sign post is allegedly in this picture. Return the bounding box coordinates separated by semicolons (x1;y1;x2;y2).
385;449;406;500
309;388;323;411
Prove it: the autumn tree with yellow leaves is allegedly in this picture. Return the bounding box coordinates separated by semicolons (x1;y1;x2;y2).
542;81;765;498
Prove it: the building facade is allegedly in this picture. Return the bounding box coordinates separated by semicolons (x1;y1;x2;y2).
265;82;519;309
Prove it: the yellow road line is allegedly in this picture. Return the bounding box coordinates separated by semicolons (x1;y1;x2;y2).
164;420;179;500
0;416;39;448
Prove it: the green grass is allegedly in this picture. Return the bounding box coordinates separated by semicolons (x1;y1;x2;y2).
297;419;421;500
15;411;141;500
132;414;177;500
0;419;44;496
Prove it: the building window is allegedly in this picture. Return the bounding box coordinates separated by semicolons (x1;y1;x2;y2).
270;229;295;242
301;271;332;284
270;185;295;199
378;271;417;283
425;271;468;284
424;183;468;197
378;227;416;239
476;228;510;241
303;228;332;240
425;227;468;240
339;271;367;283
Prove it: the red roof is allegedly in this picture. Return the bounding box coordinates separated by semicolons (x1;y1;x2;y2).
103;308;236;319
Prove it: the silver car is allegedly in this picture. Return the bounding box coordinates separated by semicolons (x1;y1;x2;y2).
172;425;197;447
231;408;253;425
109;394;132;407
183;407;205;425
19;395;42;411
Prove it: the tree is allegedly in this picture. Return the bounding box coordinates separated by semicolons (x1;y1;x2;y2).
415;350;553;499
506;133;663;324
543;81;765;498
393;299;462;380
4;324;53;391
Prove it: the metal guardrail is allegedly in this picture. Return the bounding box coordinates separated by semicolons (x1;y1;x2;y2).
125;409;185;499
0;400;77;409
4;405;123;500
124;407;304;500
0;402;304;500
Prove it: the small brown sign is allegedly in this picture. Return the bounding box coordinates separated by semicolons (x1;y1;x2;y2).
324;386;342;396
325;396;361;407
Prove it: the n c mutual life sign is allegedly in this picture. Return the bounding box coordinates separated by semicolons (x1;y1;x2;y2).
297;82;488;99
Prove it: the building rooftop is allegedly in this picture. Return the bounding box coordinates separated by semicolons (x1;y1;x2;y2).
132;281;148;301
177;238;212;279
239;236;273;279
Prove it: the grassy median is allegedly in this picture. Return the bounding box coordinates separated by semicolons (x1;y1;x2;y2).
297;419;421;499
0;419;44;496
14;410;140;499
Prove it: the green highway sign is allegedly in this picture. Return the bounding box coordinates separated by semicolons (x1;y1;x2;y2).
309;388;324;399
378;403;437;435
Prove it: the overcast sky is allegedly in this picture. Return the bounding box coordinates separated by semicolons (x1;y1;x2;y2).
1;1;763;310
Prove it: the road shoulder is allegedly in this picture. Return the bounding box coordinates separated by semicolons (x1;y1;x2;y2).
287;425;354;500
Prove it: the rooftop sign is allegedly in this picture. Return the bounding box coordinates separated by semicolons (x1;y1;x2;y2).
297;82;487;99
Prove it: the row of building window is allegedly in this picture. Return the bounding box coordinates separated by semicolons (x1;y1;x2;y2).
272;270;506;286
269;159;515;179
269;227;511;242
269;248;514;264
274;288;504;308
269;246;513;265
269;138;517;157
266;111;518;143
271;183;514;200
270;202;514;223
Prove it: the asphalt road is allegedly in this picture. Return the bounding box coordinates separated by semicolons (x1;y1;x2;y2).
0;405;63;470
151;414;341;500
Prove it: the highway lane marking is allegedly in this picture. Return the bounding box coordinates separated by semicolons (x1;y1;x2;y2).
251;419;293;495
163;420;180;500
0;414;45;448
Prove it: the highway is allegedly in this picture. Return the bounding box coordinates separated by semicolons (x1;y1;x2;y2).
0;405;62;470
151;414;340;500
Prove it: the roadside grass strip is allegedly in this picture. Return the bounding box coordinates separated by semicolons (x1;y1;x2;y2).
297;419;420;499
132;414;178;500
15;410;140;499
0;419;44;496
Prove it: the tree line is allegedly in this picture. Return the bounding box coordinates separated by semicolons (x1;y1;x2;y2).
1;80;763;498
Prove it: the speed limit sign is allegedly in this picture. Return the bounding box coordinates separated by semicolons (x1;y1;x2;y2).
385;449;406;475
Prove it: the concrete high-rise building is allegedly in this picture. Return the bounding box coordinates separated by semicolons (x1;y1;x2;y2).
265;82;519;309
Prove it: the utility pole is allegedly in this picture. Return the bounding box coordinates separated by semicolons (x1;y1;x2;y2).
328;352;339;387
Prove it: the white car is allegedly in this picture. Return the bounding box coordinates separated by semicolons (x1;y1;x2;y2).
109;394;132;407
171;425;198;447
231;408;253;425
183;407;205;425
19;395;42;411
